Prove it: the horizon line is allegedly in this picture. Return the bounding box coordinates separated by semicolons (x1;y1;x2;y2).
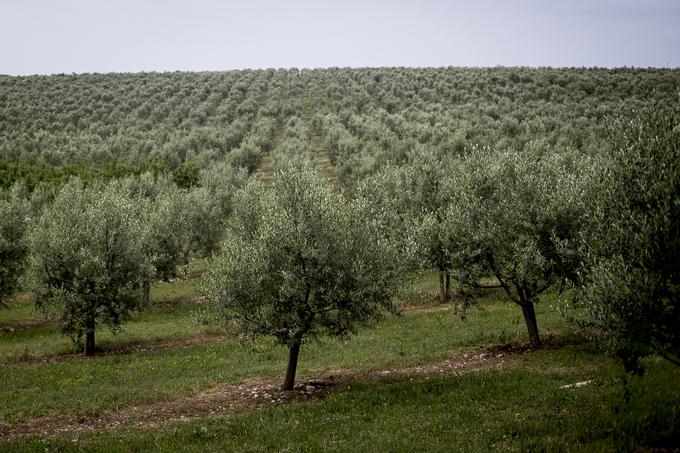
3;64;679;78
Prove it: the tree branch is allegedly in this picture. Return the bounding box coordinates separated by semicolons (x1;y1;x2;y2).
486;254;521;305
535;282;551;295
515;282;528;306
493;270;521;305
475;284;505;289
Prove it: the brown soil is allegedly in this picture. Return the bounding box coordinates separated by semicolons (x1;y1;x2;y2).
0;341;533;441
398;302;450;313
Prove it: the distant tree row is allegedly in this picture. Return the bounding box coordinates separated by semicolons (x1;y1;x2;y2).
3;68;677;183
0;70;282;170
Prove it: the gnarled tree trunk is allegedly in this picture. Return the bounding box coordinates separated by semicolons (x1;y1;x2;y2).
520;301;541;348
282;340;301;391
445;272;451;301
85;316;96;356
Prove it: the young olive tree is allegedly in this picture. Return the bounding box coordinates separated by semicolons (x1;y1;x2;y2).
402;147;458;302
150;185;228;278
447;146;585;348
116;169;241;282
357;146;456;302
113;173;187;281
576;107;680;372
204;163;398;390
0;186;30;305
25;179;152;355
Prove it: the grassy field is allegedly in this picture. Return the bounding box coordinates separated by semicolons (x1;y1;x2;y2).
7;353;678;452
1;270;678;451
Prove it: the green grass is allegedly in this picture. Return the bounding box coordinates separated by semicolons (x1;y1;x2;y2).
0;289;570;422
0;296;44;330
1;269;677;451
0;269;564;363
5;350;679;452
0;270;209;362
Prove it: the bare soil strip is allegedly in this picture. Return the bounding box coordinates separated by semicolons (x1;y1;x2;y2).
302;88;337;183
0;319;58;333
0;342;532;440
255;78;287;188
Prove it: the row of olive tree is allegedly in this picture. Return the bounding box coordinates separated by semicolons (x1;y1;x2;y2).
4;107;675;384
357;143;587;349
355;107;678;369
0;163;244;355
201;107;677;391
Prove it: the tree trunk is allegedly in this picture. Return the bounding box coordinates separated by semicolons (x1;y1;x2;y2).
85;317;95;356
282;340;301;391
438;270;446;302
143;276;150;307
520;301;541;348
438;270;451;302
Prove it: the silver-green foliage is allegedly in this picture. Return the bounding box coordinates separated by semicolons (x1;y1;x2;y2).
24;179;151;351
204;163;398;386
115;167;243;280
402;147;458;295
357;146;457;301
0;186;30;304
447;145;587;347
576;107;680;372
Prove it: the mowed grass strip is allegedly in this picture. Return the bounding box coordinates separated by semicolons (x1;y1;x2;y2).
0;275;209;363
4;350;678;452
0;289;570;423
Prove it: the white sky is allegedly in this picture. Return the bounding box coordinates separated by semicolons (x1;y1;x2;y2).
1;0;679;75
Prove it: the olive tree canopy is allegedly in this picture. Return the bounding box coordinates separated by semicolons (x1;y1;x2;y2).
576;107;680;373
25;179;152;355
0;186;30;306
204;163;399;390
447;145;586;348
356;146;458;302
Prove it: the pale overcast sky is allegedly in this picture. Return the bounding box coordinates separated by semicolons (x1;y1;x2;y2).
1;0;678;75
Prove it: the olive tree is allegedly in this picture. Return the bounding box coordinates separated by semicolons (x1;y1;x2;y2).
24;179;152;355
149;185;227;277
0;186;30;305
204;163;398;390
357;146;456;302
447;145;585;348
575;107;680;372
402;147;458;302
116;169;242;281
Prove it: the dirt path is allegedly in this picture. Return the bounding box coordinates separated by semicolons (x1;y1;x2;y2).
255;74;287;189
302;84;337;185
0;318;58;333
0;343;528;440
